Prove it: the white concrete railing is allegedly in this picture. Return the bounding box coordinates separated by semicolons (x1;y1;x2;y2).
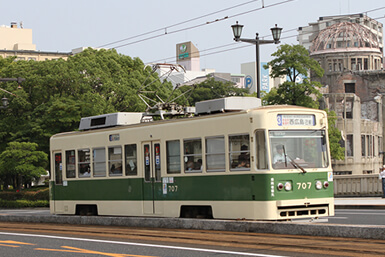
334;174;383;196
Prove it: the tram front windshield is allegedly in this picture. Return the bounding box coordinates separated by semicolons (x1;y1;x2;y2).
269;130;329;169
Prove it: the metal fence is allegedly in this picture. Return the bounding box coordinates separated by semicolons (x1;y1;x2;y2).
334;174;383;196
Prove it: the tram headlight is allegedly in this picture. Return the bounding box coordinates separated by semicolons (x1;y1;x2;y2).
315;180;323;190
323;181;329;189
284;182;292;191
277;183;284;191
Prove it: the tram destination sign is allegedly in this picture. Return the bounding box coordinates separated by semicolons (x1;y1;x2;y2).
277;114;315;126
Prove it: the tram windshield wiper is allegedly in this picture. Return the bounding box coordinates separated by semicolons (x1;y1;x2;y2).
281;146;306;173
287;155;307;173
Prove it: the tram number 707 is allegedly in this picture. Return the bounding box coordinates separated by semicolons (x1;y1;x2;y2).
168;185;178;192
297;182;312;190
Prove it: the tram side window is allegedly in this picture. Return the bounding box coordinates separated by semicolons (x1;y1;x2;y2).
229;134;250;170
109;146;122;176
93;148;106;177
184;139;202;172
255;130;268;169
78;149;90;177
206;136;225;172
166;140;181;174
65;150;76;178
125;144;137;175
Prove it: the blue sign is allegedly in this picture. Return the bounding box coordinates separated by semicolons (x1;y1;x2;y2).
286;68;306;83
277;115;282;126
245;75;253;89
261;62;270;93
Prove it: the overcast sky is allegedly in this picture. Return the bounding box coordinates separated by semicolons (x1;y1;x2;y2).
1;0;384;73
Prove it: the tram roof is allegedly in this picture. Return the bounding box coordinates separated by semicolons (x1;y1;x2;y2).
50;104;324;139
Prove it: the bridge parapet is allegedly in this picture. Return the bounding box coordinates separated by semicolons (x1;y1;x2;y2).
334;174;383;196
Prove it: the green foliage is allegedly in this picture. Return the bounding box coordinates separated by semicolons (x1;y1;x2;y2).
0;187;49;208
0;48;176;172
263;81;322;108
0;199;49;208
179;77;249;106
0;142;48;189
264;44;324;82
262;44;324;108
0;187;49;201
326;110;345;160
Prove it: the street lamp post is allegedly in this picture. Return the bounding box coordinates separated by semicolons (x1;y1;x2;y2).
0;97;8;109
0;77;24;109
232;21;282;98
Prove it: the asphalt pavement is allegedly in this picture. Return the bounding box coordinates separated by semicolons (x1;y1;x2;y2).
0;197;385;240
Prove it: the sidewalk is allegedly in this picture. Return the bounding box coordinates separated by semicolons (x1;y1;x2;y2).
334;197;385;209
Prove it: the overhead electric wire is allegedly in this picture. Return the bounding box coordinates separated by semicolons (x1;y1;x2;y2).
141;4;385;67
104;0;295;49
98;0;261;48
145;27;298;65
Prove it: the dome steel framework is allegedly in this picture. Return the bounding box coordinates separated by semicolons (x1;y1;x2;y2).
310;22;380;54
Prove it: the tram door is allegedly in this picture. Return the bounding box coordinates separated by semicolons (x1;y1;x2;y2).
142;141;162;214
52;151;63;213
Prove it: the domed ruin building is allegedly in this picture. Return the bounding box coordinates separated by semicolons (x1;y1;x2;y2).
299;14;385;175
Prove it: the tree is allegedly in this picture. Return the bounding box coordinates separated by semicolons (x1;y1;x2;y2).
262;44;324;108
0;142;48;190
326;110;345;160
179;77;249;106
262;44;344;160
0;48;177;158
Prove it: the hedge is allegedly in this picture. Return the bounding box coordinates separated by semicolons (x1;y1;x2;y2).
0;199;49;208
0;187;49;201
0;187;49;208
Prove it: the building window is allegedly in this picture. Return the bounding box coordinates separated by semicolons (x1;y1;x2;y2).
361;135;366;157
357;58;362;70
231;77;241;83
166;140;181;174
345;83;355;93
367;135;372;157
351;59;356;70
334;171;352;175
346;135;353;157
364;58;368;70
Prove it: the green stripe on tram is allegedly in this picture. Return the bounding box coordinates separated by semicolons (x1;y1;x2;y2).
51;172;332;202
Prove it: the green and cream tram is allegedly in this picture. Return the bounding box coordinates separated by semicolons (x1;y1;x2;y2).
50;98;334;220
